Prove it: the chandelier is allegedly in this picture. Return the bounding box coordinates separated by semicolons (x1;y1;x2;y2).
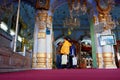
63;0;87;31
64;17;80;30
69;0;87;16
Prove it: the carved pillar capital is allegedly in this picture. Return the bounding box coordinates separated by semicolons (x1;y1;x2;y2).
37;11;48;22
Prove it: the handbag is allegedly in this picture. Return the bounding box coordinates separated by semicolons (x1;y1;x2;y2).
61;55;67;65
72;56;77;65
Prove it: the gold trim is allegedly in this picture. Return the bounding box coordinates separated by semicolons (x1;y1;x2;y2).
103;52;113;58
93;16;97;24
97;53;102;57
98;65;103;68
39;26;45;29
104;62;113;65
47;54;52;58
47;16;53;23
37;63;46;65
36;65;46;68
38;32;46;39
103;58;113;62
36;0;50;10
37;12;48;21
37;58;46;63
96;0;111;14
96;53;103;68
38;13;48;17
37;53;46;57
97;58;102;61
39;17;47;21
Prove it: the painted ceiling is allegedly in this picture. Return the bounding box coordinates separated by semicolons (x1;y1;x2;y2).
0;0;120;41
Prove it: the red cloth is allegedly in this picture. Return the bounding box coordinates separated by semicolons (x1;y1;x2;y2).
0;69;120;80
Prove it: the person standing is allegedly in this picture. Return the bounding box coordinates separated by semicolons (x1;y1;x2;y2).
60;38;71;68
56;42;63;69
69;42;77;68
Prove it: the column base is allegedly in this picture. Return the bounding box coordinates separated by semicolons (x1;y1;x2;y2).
97;53;103;68
98;65;104;68
104;65;117;69
103;52;117;69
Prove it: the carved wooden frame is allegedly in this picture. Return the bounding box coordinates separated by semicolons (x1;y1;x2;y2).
36;0;50;10
96;0;111;14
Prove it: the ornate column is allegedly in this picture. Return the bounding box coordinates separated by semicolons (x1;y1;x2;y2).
32;11;48;69
32;0;50;69
37;11;48;69
95;0;117;69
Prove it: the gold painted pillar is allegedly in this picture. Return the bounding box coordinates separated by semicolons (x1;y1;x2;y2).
32;11;48;69
46;16;53;69
102;30;117;69
102;45;116;68
95;0;117;69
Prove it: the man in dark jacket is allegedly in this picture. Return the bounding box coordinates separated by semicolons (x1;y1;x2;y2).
56;42;63;69
69;42;77;68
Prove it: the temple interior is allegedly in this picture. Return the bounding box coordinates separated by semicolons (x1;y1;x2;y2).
0;0;120;72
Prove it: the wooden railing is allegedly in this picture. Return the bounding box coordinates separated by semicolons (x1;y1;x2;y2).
0;46;32;72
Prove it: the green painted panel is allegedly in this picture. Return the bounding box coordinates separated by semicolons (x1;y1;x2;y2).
90;20;97;68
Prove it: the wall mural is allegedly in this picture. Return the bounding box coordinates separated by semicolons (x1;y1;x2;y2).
0;1;35;51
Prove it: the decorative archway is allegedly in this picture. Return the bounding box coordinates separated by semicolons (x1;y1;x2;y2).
32;0;117;69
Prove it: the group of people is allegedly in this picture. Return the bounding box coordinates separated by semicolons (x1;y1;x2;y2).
56;38;77;69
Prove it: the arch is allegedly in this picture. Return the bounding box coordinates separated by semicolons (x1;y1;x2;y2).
50;0;67;12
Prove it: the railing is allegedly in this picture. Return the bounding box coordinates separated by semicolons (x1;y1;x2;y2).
0;28;22;51
0;46;32;72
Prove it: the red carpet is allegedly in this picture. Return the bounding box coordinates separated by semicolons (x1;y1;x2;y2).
0;69;120;80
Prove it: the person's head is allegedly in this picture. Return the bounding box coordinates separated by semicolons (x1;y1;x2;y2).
64;36;70;41
57;42;62;46
64;37;67;40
